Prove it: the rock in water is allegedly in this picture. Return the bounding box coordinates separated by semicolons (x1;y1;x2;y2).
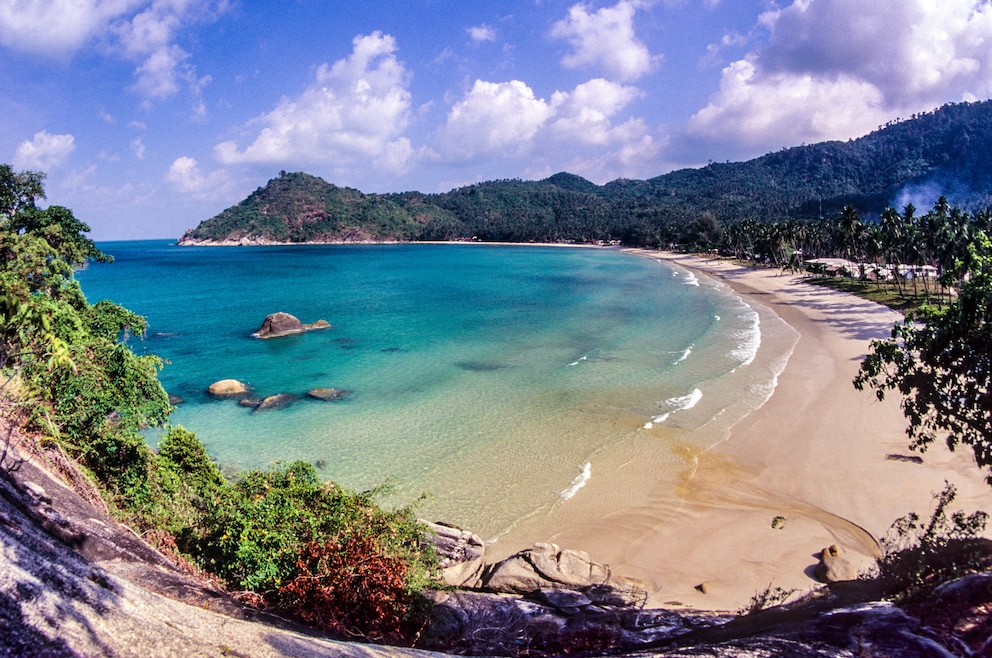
254;313;332;339
254;312;304;338
307;388;349;401
207;379;249;397
254;394;296;411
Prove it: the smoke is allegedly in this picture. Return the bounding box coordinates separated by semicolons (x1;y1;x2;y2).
890;176;978;213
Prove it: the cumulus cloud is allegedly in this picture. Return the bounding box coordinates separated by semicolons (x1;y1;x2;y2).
467;24;496;42
686;0;992;159
0;0;136;57
215;32;414;173
166;156;235;200
113;1;217;102
435;80;555;160
550;0;659;81
12;131;76;171
434;77;659;181
0;0;221;103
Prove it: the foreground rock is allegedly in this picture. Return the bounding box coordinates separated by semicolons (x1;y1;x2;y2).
421;521;486;588
483;542;612;594
207;379;249;397
0;426;424;657
254;312;331;339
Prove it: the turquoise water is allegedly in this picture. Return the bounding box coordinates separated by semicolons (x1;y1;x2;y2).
78;242;788;538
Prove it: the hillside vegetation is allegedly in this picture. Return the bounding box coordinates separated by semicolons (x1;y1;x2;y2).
181;100;992;246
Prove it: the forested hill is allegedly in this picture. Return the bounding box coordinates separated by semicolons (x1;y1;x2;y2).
179;100;992;247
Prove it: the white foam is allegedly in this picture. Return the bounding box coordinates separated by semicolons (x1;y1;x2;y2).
668;388;703;411
729;305;761;366
560;462;591;500
644;388;702;428
567;355;588;367
682;271;700;286
674;346;692;364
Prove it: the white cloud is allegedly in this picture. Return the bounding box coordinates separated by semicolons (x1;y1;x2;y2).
166;156;234;200
0;0;137;57
12;131;76;171
215;32;413;173
113;1;218;103
131;137;146;160
548;78;643;145
550;1;659;81
467;24;496;42
686;0;992;158
435;80;555;160
434;77;659;181
0;0;222;103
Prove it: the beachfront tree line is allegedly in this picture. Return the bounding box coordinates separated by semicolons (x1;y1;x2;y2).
721;199;992;303
0;164;438;644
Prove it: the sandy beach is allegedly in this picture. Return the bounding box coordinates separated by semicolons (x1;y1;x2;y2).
490;250;991;611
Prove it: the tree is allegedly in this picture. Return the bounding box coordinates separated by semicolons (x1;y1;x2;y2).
855;231;992;485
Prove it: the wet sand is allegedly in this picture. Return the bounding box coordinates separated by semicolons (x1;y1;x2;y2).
489;251;990;611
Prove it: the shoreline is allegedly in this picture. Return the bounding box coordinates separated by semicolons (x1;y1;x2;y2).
489;250;990;612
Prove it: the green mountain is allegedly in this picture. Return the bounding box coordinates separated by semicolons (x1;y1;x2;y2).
180;100;992;247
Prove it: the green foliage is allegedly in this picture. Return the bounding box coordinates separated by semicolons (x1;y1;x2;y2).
157;425;224;490
873;482;988;599
187;461;435;593
855;231;992;484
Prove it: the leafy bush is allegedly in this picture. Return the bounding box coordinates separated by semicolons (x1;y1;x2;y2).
276;534;429;644
873;482;988;600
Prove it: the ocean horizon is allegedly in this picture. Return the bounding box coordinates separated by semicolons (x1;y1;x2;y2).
78;241;794;540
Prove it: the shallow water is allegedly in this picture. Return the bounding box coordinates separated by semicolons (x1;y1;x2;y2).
78;242;790;539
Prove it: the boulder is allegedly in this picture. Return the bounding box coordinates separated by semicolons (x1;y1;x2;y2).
238;397;262;408
306;319;332;331
254;313;332;339
254;394;296;411
815;544;858;583
307;388;350;401
483;543;611;595
421;521;486;588
255;312;305;338
207;379;249;397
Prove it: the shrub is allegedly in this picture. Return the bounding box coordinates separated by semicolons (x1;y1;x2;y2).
873;481;988;600
276;534;429;644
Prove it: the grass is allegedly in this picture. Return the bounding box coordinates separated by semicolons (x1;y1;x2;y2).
803;275;944;313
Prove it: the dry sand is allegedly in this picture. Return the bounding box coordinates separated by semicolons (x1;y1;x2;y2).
490;250;991;612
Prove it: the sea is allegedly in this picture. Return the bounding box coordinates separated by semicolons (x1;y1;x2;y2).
77;241;796;541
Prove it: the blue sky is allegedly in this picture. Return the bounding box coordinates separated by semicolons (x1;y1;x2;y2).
3;1;992;240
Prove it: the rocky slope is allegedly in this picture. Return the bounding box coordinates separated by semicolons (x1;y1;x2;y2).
2;421;990;657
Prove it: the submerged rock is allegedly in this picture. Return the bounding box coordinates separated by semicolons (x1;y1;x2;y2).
254;394;296;411
307;388;350;401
